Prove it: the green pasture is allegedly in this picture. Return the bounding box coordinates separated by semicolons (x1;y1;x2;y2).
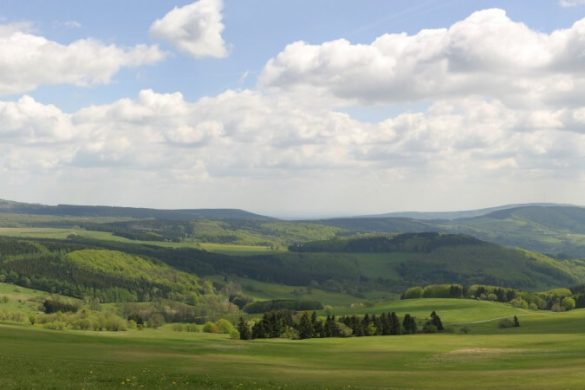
0;312;584;389
2;298;585;389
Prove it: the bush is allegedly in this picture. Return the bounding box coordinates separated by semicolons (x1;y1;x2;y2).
42;298;79;314
510;297;528;309
422;323;437;333
0;310;26;323
35;310;128;331
402;286;423;299
203;321;220;333
498;318;515;328
336;322;353;337
216;318;236;334
147;313;165;329
562;297;576;311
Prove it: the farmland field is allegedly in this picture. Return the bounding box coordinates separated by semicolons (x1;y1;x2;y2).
2;298;585;389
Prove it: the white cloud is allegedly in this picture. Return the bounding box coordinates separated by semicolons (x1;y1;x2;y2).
559;0;585;6
259;9;585;109
150;0;228;59
0;24;165;95
3;89;585;213
5;9;585;213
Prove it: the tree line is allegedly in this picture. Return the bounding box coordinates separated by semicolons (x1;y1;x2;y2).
238;310;444;340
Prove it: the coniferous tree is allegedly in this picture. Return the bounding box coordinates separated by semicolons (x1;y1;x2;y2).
298;312;314;339
390;312;402;335
381;313;391;335
373;314;383;335
430;311;444;331
362;314;371;336
513;315;520;327
403;314;417;334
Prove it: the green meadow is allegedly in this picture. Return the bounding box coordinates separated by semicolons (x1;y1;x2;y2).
2;298;585;389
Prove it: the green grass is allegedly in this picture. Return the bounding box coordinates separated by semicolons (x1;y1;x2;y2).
2;300;585;389
0;282;73;319
0;227;284;255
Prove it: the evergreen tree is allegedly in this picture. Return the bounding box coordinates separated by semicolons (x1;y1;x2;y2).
298;312;314;339
403;314;417;334
513;315;520;327
430;311;444;331
362;314;371;336
381;313;391;335
373;314;383;335
390;312;402;335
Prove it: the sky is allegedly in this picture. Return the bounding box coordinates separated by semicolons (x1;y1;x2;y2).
2;0;585;217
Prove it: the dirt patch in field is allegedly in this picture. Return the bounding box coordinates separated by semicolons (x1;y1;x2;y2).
447;348;527;355
432;347;532;363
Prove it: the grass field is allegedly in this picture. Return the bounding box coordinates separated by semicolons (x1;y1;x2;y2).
0;227;282;255
2;298;585;389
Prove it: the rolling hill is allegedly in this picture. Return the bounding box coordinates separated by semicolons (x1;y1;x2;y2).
0;199;273;222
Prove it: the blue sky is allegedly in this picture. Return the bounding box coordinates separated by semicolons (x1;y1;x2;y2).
2;0;585;216
3;0;584;110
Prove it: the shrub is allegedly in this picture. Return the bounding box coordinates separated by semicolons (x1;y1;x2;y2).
172;323;185;332
551;302;564;312
562;297;576;311
229;329;240;339
510;297;528;309
35;310;128;332
422;285;452;298
336;322;353;337
498;318;515;328
147;313;165;329
280;325;300;339
422;323;437;333
402;286;424;299
203;321;220;333
216;318;236;334
42;298;79;314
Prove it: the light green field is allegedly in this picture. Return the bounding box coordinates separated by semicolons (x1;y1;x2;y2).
0;227;281;255
2;298;585;389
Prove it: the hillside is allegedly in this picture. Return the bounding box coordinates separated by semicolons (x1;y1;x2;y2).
314;205;585;258
0;236;211;302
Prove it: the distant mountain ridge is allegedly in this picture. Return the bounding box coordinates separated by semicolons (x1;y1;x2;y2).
357;203;575;221
0;199;274;221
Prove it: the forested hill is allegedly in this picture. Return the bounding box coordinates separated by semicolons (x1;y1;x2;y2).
289;233;485;253
313;205;585;258
0;199;273;221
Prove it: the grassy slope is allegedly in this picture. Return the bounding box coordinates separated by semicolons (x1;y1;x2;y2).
2;298;585;389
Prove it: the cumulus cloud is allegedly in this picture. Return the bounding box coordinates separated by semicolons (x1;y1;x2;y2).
3;87;585;212
4;8;585;213
259;9;585;109
0;24;165;95
150;0;228;59
2;89;585;180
